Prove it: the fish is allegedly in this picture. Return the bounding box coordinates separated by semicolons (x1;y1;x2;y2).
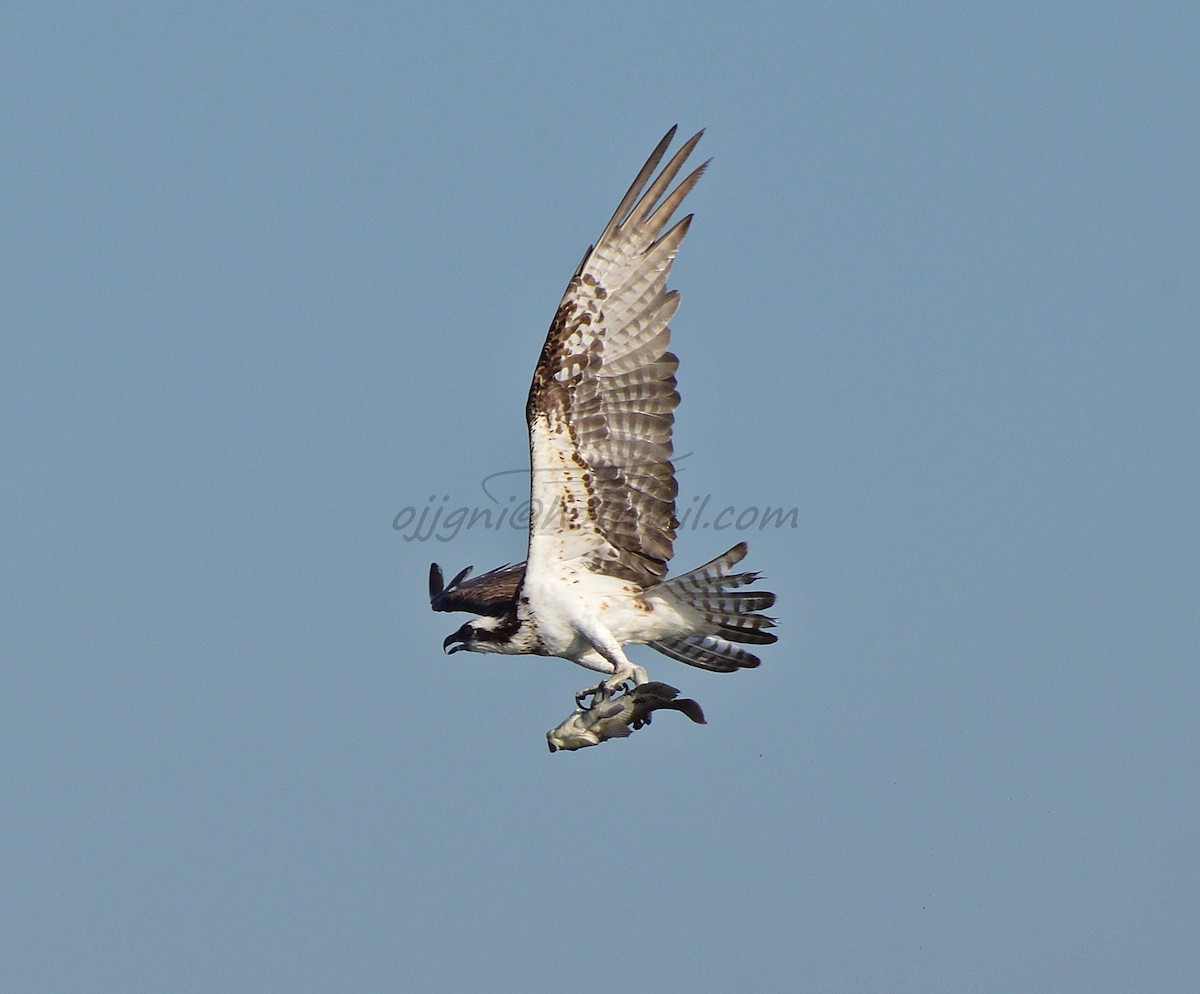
546;681;706;752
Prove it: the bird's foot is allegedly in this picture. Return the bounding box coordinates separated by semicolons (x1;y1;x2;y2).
603;665;648;695
575;681;610;710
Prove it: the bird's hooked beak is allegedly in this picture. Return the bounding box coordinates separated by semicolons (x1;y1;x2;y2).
443;623;471;655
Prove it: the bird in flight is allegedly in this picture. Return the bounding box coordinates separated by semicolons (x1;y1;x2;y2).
430;127;776;698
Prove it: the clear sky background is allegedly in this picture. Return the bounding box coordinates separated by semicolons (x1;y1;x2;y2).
3;4;1197;992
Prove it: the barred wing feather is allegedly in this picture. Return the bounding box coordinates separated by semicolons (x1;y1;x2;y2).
525;127;708;587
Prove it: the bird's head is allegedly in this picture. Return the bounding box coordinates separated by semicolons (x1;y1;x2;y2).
442;614;515;656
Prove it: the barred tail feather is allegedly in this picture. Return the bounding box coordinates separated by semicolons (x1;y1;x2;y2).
649;542;777;672
649;633;763;672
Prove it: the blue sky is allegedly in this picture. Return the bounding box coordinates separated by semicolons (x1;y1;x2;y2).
3;3;1197;992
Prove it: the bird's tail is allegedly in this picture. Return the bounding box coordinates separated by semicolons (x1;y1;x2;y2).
649;542;777;672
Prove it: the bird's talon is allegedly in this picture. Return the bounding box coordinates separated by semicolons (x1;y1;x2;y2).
575;681;609;710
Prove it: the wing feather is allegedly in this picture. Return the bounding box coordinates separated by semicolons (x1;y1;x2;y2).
429;561;526;615
525;128;707;586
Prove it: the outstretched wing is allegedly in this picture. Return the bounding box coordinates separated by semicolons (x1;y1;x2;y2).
525;127;707;587
429;561;526;615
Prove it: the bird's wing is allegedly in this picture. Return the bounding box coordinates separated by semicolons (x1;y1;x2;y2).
524;127;707;587
429;561;527;615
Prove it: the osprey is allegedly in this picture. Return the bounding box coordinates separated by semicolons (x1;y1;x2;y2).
431;127;776;694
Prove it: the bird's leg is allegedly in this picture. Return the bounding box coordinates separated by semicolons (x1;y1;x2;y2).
572;619;650;694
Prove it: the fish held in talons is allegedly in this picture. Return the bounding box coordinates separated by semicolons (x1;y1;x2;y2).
546;681;706;752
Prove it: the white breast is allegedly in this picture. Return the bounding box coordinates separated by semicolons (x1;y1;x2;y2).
521;559;695;658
